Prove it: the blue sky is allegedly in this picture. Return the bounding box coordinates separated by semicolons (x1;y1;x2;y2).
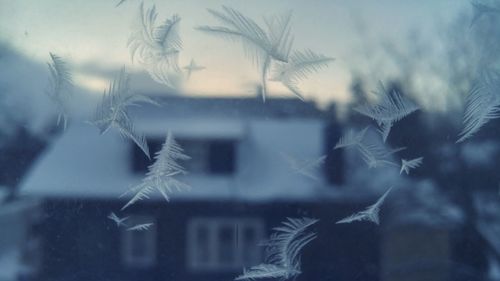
0;0;467;105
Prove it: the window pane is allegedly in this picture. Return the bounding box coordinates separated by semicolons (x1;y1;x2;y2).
209;141;236;174
241;226;261;265
195;225;210;264
122;216;156;267
218;225;236;263
130;231;148;258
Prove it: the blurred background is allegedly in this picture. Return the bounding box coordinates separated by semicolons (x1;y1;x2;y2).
1;1;500;281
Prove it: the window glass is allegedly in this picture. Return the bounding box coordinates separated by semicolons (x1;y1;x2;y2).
208;140;236;175
122;216;157;268
1;2;498;281
187;218;264;271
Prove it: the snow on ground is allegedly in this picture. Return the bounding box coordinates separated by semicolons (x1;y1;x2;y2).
0;248;22;281
0;199;39;281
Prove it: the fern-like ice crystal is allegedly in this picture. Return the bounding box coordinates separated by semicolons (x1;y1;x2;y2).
272;49;334;100
121;131;190;210
354;82;419;142
471;1;500;27
334;127;404;169
115;0;127;7
334;127;368;149
236;217;318;281
198;6;293;102
457;70;500;143
183;59;205;80
282;153;326;181
336;186;393;225
90;68;157;159
400;157;423;175
236;264;300;281
357;138;405;169
107;212;129;227
127;223;154;231
46;53;73;130
128;2;182;89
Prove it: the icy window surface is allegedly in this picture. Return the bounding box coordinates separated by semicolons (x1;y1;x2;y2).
1;1;500;281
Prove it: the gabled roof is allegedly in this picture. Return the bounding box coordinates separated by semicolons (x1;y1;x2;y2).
19;112;341;202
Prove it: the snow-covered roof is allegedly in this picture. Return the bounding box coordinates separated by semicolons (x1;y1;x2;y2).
130;96;323;119
135;118;247;139
19;112;345;202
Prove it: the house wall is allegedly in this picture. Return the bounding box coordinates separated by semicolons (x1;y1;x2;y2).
32;198;381;281
381;224;451;281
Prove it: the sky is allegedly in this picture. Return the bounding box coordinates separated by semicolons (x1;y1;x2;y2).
0;0;467;106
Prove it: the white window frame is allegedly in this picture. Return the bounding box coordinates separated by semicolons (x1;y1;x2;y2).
186;217;265;272
121;215;157;268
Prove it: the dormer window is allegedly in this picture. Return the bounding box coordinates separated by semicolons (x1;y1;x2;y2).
132;138;237;175
208;140;236;174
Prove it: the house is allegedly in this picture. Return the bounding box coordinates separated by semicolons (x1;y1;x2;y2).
17;96;383;281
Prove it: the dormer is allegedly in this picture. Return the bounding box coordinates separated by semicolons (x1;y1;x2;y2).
132;137;237;176
130;118;245;177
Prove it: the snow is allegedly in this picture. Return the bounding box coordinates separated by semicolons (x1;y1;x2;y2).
388;180;464;227
0;199;39;217
461;140;499;167
474;192;500;255
19;118;347;202
0;249;22;281
488;255;500;281
0;199;39;281
135;118;247;139
435;143;459;174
